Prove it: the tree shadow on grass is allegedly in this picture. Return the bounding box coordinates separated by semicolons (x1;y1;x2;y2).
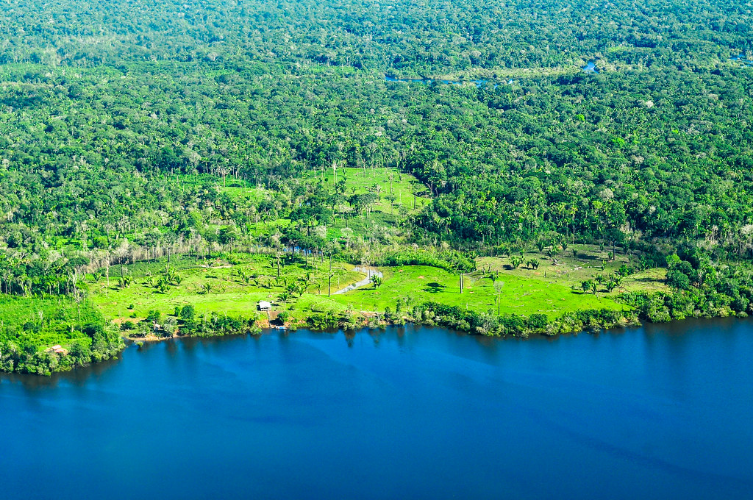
575;253;601;261
631;277;662;283
424;282;446;293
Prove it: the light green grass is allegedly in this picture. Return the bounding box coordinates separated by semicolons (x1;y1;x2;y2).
328;265;626;318
89;255;364;322
477;244;669;297
304;166;429;213
88;245;662;328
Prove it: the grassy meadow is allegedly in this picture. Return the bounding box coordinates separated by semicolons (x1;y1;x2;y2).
330;264;625;315
75;172;666;334
88;253;363;324
83;241;661;332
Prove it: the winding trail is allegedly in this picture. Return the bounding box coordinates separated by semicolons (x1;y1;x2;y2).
332;267;383;295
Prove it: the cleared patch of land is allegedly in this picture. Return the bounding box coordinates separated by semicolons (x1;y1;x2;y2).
87;249;645;328
477;243;669;297
328;264;626;317
88;254;362;324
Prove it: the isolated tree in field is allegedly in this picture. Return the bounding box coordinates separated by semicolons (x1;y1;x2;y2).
370;274;382;288
180;305;195;321
494;280;505;315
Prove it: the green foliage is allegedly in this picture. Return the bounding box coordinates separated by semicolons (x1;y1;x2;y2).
408;301;636;337
621;260;753;321
371;249;476;273
179;305;195;321
277;311;291;324
145;310;162;324
306;310;343;330
370;275;383;288
0;296;123;375
3;0;753;372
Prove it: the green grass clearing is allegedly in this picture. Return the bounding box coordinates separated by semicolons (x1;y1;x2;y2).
85;245;670;331
88;254;364;323
304;166;430;213
328;265;626;318
477;243;669;297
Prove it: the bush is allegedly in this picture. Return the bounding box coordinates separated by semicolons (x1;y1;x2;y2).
180;305;195;321
367;249;476;273
527;314;549;332
277;310;291;324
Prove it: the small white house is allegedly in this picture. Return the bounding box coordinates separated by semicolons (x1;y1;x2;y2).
257;301;272;311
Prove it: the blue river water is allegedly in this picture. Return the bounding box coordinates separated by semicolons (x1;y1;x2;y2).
584;61;598;73
2;319;753;499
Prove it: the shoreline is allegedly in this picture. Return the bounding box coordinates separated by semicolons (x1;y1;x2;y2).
6;314;752;379
6;298;750;376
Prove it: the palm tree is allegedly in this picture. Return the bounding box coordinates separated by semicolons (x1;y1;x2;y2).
370;274;383;288
494;281;505;315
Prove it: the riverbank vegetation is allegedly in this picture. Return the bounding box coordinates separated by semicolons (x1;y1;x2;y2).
3;0;753;372
0;297;123;375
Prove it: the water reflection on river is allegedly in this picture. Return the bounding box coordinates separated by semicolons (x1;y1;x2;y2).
2;319;752;499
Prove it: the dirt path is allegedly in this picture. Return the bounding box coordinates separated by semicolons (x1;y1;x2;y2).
332;267;383;295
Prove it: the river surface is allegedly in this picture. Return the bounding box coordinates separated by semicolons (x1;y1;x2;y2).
2;319;753;499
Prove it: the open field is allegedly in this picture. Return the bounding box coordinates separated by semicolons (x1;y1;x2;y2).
477;243;669;296
88;254;363;324
303;166;429;213
329;264;626;317
86;244;652;329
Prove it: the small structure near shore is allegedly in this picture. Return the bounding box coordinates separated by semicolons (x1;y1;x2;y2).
47;345;68;355
257;301;272;311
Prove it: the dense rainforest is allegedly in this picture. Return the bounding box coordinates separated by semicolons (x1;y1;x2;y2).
3;0;753;372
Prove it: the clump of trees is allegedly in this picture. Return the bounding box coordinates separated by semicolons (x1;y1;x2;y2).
371;249;476;273
392;301;639;337
126;305;261;339
620;250;753;322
